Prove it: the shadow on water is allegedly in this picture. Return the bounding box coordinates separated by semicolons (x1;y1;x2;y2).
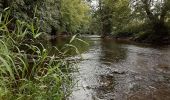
37;37;90;56
100;39;127;65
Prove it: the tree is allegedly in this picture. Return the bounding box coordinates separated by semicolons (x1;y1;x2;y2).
111;0;131;34
133;0;170;35
60;0;90;33
93;0;131;37
100;0;114;36
97;0;114;36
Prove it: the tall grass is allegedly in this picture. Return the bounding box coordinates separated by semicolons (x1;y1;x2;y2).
0;8;78;100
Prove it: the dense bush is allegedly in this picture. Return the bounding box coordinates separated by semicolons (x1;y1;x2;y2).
0;9;78;100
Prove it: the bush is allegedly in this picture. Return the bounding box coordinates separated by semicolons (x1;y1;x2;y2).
0;9;76;100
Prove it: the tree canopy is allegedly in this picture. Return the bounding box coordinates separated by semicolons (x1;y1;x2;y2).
0;0;170;42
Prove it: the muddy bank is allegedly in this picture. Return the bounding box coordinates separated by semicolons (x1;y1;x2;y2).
108;34;170;45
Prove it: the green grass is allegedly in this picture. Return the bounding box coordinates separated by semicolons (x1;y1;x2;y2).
0;8;80;100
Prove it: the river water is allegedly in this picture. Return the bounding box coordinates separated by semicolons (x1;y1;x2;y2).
68;37;170;100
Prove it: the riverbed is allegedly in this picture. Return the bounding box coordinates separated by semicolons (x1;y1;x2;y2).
68;36;170;100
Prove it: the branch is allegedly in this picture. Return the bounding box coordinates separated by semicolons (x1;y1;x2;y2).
160;0;169;22
141;0;156;23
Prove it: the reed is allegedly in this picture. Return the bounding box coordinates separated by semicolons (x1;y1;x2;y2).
0;9;80;100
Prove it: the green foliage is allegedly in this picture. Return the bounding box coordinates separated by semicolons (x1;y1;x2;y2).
0;9;77;100
60;0;91;33
1;0;170;39
89;0;131;35
7;0;91;34
106;0;131;34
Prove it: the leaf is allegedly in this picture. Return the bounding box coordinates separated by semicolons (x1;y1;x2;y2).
65;44;81;56
34;32;42;38
69;35;77;43
3;7;10;11
76;38;89;45
0;56;15;80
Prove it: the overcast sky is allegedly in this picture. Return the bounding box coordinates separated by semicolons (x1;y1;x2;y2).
91;0;98;9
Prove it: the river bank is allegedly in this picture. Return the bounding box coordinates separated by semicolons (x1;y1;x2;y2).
108;33;170;45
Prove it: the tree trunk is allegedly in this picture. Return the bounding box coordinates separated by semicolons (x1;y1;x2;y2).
99;0;103;36
142;0;168;35
0;0;3;14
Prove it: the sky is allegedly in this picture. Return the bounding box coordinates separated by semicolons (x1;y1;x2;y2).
91;0;98;9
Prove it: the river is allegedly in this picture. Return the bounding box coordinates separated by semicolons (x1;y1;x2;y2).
68;36;170;100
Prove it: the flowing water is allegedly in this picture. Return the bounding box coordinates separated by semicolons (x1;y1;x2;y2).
67;36;170;100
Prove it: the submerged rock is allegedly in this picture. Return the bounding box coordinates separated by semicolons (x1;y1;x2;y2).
112;69;126;74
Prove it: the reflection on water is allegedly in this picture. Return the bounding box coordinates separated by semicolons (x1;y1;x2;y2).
100;39;127;64
40;37;90;56
68;36;170;100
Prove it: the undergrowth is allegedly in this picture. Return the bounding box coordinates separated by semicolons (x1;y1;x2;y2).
0;8;82;100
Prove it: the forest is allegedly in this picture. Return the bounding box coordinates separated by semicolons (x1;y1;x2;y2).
0;0;170;100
